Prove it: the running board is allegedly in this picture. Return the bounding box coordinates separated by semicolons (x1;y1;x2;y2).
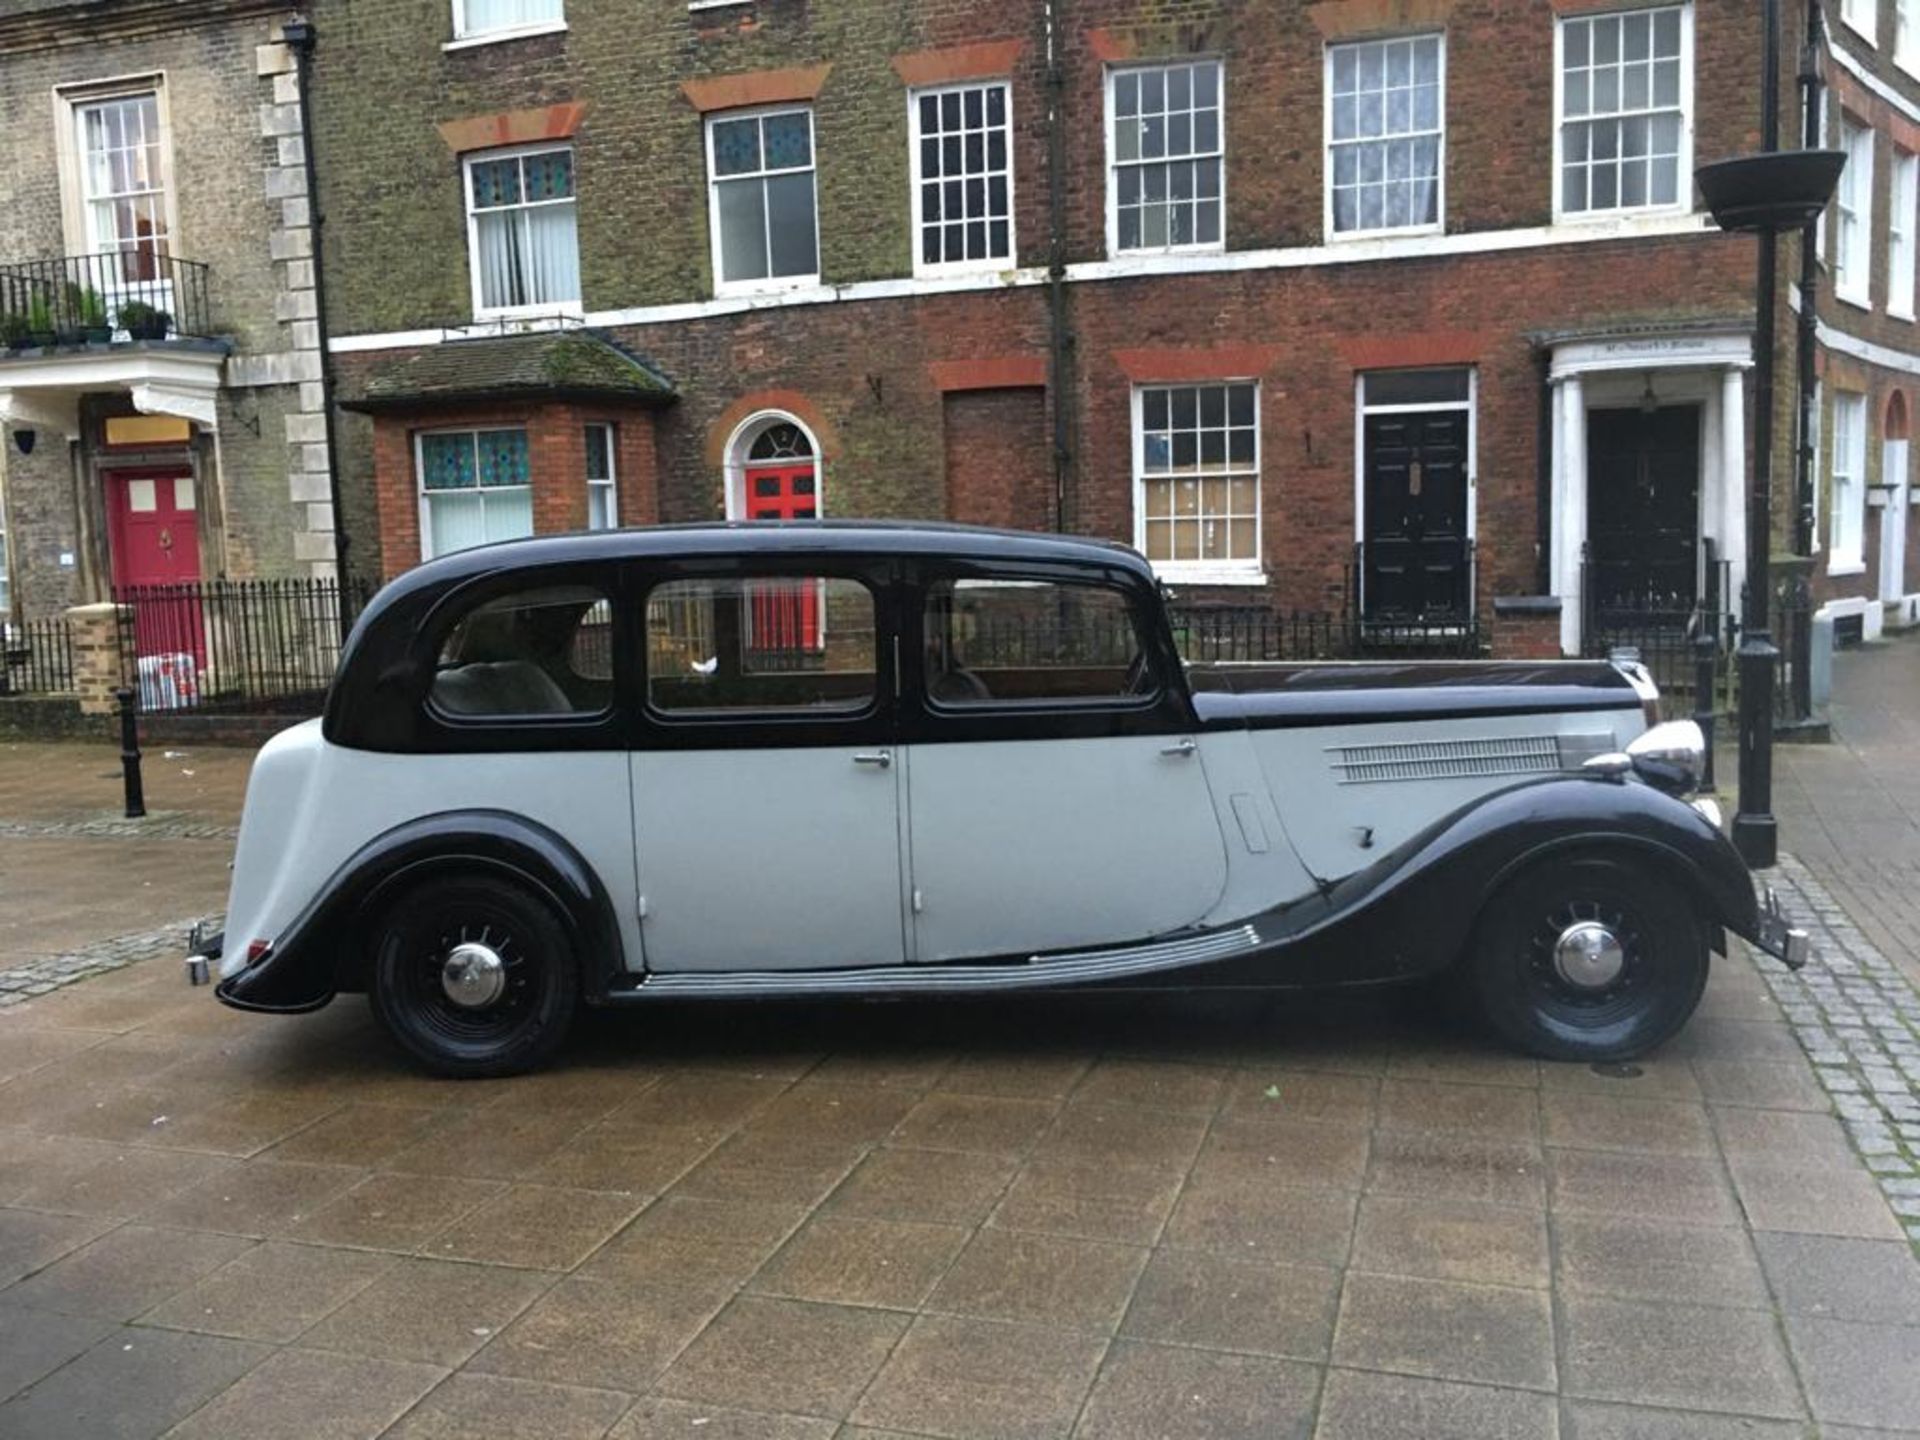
620;924;1263;1001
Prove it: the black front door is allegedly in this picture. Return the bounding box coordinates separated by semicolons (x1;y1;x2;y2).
1586;406;1700;621
1362;409;1470;623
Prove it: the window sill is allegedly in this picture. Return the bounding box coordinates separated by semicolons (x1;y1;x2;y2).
1109;242;1228;262
443;20;567;51
1327;221;1443;245
470;302;585;323
1840;14;1878;48
1553;203;1692;228
913;260;1020;282
1891;305;1916;323
713;276;822;299
1835;287;1874;313
688;0;751;9
1828;558;1867;577
1152;565;1269;587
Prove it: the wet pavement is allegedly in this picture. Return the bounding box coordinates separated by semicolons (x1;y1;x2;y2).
0;690;1915;1437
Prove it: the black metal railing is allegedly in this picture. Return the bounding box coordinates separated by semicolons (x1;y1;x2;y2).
1350;537;1479;632
1767;570;1816;727
113;577;370;714
1582;542;1736;713
0;617;76;696
0;252;213;350
1171;604;1486;662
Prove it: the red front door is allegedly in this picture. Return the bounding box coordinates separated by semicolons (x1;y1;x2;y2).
744;462;821;650
107;469;204;666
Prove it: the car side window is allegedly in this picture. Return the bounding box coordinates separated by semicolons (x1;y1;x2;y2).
646;575;876;714
430;584;612;719
925;578;1148;706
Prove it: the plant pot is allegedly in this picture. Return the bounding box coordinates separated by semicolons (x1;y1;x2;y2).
83;325;112;344
1696;150;1848;234
52;327;82;347
127;317;171;342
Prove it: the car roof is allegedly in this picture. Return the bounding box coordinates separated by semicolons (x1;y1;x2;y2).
383;521;1157;592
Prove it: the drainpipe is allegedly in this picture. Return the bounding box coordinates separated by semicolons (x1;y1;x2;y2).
280;17;351;620
1043;0;1076;533
1535;346;1554;596
1794;0;1823;556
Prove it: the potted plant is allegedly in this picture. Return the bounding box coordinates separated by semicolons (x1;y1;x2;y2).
118;300;172;341
1;311;30;351
76;287;111;344
26;295;55;348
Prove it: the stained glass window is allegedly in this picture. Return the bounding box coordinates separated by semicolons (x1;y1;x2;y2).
418;428;533;558
466;146;579;314
708;108;818;288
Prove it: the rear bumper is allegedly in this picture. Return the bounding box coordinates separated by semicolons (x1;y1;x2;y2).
185;924;222;987
1751;886;1812;970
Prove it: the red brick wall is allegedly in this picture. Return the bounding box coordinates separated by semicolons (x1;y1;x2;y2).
368;402;663;579
943;387;1051;531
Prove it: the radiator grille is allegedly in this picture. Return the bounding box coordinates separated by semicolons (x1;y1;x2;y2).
1327;735;1564;784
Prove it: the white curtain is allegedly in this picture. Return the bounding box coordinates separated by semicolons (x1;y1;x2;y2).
461;0;563;34
524;204;579;306
427;491;534;558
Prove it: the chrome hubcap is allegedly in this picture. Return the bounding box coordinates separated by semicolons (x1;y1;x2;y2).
440;941;506;1009
1552;921;1627;991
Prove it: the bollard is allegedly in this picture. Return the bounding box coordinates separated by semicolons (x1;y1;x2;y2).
1693;624;1718;795
113;685;146;819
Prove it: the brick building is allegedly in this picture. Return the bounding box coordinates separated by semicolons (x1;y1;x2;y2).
0;0;338;625
304;0;1920;656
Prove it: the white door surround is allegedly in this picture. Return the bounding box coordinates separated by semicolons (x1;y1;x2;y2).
1548;329;1754;655
1880;436;1909;605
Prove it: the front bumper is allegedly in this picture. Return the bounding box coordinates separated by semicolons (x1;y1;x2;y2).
1752;886;1812;970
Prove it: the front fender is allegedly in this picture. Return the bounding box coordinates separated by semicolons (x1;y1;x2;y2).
215;809;625;1014
1219;774;1761;987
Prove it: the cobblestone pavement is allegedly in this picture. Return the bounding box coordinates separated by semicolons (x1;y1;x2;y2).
0;916;220;1009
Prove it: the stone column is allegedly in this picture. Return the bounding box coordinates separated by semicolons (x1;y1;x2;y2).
64;603;128;715
1720;366;1749;615
1551;373;1588;656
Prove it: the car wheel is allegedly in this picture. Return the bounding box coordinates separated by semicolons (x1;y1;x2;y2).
368;875;578;1077
1467;852;1709;1062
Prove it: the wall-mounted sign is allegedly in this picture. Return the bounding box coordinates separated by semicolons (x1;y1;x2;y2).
104;416;192;447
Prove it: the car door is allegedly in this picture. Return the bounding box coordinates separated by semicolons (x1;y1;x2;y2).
902;566;1230;963
629;563;906;972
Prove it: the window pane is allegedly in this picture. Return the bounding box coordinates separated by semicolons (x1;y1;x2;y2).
585;423;613;481
420;433;477;491
924;579;1144;705
1366;367;1470;406
762;111;812;169
470;157;521;209
765;171;818;277
712;117;762;177
647;577;875;713
460;0;565;35
425;491;488;556
477;429;530;487
717;178;769;282
431;583;608;720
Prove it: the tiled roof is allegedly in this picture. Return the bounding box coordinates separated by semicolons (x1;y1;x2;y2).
347;330;676;411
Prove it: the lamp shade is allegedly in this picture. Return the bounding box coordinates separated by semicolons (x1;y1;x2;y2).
1696;150;1847;233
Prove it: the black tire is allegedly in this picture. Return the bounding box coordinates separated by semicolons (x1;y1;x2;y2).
1467;852;1710;1062
368;874;579;1077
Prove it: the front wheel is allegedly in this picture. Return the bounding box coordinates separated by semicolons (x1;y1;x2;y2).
368;875;579;1077
1467;853;1709;1062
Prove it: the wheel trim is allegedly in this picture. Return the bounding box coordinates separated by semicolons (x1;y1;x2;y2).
403;917;539;1048
1522;895;1650;1029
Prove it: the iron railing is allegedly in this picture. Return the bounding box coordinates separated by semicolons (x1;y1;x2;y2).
1172;605;1486;662
1350;537;1479;631
0;617;76;696
113;577;370;713
0;252;213;349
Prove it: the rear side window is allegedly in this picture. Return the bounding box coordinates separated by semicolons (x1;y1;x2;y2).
925;578;1147;705
646;576;876;714
431;584;612;719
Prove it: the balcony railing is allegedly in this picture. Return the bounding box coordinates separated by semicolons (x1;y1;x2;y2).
0;252;213;350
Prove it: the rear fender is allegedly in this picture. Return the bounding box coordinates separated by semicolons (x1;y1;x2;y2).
214;810;624;1014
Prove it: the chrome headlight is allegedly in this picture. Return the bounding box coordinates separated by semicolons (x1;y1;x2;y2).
1626;719;1705;797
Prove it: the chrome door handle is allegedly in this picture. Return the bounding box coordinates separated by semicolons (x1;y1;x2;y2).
1160;737;1197;758
853;750;892;768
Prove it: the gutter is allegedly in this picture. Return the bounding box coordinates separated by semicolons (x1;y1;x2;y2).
1043;0;1075;533
1794;0;1824;556
282;16;352;611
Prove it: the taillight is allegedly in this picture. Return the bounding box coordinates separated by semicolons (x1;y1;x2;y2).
245;939;272;963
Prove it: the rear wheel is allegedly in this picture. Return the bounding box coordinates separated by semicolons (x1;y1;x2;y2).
1467;853;1709;1062
368;875;578;1077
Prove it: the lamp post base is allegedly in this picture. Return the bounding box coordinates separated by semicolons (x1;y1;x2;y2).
1732;631;1779;869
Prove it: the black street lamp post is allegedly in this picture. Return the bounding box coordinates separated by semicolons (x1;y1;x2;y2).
1694;0;1843;870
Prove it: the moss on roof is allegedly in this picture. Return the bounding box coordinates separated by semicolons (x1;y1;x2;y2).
351;330;675;410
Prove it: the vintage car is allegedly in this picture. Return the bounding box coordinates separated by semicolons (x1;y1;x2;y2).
192;523;1808;1075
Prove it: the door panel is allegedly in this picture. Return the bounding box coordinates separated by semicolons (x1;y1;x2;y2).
1881;440;1908;603
905;737;1229;962
632;748;904;971
108;468;204;666
1586;406;1700;618
1362;411;1469;622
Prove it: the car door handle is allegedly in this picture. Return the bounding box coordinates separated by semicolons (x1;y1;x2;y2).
1160;737;1197;758
852;750;893;768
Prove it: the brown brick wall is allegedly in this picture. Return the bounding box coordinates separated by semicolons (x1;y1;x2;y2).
943;387;1052;531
